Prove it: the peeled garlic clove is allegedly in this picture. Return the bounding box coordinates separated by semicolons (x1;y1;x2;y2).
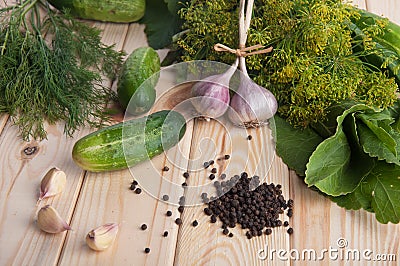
37;205;71;234
38;167;66;202
86;223;119;251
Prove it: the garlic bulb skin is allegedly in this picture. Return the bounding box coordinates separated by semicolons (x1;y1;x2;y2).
228;77;278;128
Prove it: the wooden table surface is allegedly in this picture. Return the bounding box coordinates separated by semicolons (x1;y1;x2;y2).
0;0;399;265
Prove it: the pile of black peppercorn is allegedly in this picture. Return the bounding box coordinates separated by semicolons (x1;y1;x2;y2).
201;172;293;239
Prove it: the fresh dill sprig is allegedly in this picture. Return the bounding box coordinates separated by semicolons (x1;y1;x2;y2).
0;0;124;140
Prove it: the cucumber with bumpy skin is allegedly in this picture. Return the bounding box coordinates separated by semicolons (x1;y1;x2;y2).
72;110;186;172
48;0;145;23
117;47;161;115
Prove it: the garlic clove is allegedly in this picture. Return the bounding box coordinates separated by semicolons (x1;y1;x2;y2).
228;76;278;128
191;60;238;119
38;167;67;202
86;223;119;251
37;205;71;234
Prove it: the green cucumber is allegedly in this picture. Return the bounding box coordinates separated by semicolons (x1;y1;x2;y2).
48;0;145;23
351;8;400;85
117;47;160;115
72;110;186;172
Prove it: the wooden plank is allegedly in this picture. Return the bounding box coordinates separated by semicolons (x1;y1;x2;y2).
173;113;291;265
365;0;400;24
0;121;88;265
352;0;367;9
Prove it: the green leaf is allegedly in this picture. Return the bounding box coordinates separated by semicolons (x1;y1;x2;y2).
332;185;374;212
305;128;351;188
360;162;400;224
140;0;185;49
331;190;362;210
357;113;397;156
271;116;324;176
358;122;400;165
305;107;375;196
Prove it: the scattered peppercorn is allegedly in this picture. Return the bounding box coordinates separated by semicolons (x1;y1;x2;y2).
162;166;169;171
179;196;186;206
178;206;184;213
163;231;169;237
183;172;189;178
144;248;151;253
220;173;227;180
287;228;294;234
162;195;169;201
211;168;217;174
210;215;217;223
283;221;289;227
203;161;210;169
141;224;147;230
175;218;182;225
135;188;142;194
265;228;272;235
166;210;172;217
222;228;229;235
228;233;234;237
192;220;198;227
209;174;216;180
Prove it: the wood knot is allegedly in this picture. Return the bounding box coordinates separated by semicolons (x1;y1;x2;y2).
22;144;39;158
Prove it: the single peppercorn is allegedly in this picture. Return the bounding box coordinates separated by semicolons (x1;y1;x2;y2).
163;231;169;237
141;224;147;230
283;221;289;227
209;174;216;180
162;166;169;171
162;195;169;201
135;188;142;194
178;206;184;213
247;135;252;140
144;248;150;254
192;220;198;227
211;168;217;174
175;218;182;225
287;228;294;234
183;172;189;178
166;210;172;217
